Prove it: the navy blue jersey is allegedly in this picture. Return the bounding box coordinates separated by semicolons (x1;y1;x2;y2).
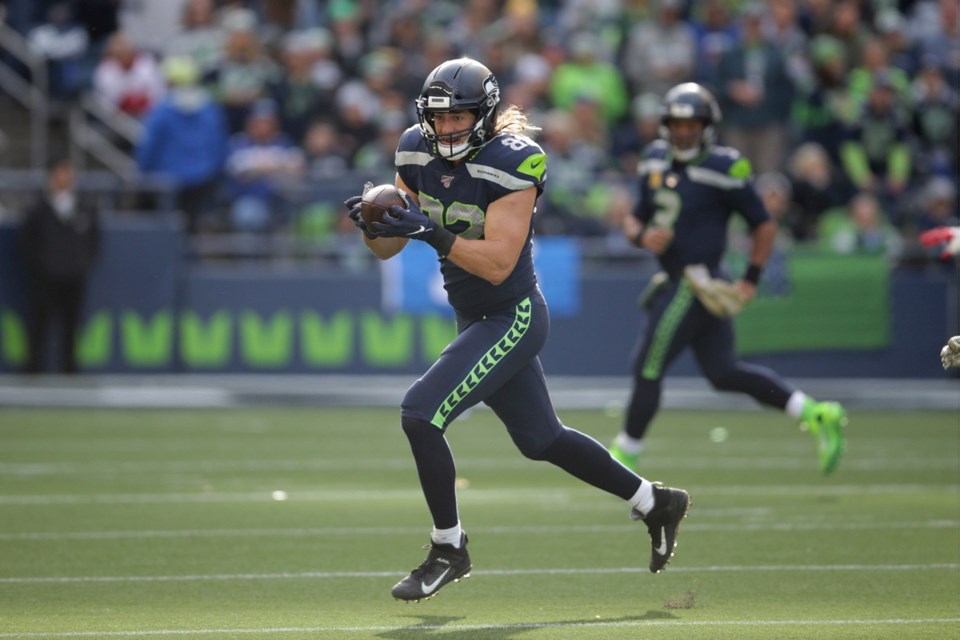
396;125;546;315
634;140;770;279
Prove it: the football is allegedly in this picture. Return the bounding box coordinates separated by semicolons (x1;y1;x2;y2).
360;183;405;228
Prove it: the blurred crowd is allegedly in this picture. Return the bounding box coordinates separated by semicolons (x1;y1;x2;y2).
3;0;958;267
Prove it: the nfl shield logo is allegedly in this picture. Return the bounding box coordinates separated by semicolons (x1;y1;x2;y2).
440;175;455;188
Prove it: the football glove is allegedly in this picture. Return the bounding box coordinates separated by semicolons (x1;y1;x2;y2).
371;190;439;241
919;226;960;259
683;264;746;318
344;181;377;239
940;336;960;370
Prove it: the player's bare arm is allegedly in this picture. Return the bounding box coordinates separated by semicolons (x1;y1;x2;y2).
624;215;673;255
640;227;674;255
445;186;536;286
736;219;776;300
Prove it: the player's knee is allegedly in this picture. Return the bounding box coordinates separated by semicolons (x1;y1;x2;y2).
511;428;561;461
401;415;443;444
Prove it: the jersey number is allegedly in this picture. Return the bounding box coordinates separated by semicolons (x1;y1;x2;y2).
419;192;485;240
500;136;530;151
651;189;681;230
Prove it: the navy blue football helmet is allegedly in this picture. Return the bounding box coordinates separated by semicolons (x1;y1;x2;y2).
416;58;500;161
659;82;722;160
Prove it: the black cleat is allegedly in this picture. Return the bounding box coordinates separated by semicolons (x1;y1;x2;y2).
391;533;472;602
631;484;691;573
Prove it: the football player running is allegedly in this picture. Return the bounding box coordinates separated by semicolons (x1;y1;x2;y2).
345;58;691;602
608;83;848;475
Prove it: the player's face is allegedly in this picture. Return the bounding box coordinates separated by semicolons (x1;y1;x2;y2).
431;110;477;144
666;119;706;151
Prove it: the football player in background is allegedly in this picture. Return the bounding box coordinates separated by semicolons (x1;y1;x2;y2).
919;226;960;369
608;83;848;475
345;58;690;602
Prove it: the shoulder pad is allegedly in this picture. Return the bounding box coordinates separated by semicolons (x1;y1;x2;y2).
638;141;670;175
468;133;546;190
396;126;432;168
700;145;753;179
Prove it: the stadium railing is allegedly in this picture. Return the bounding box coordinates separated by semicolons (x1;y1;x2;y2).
0;21;49;168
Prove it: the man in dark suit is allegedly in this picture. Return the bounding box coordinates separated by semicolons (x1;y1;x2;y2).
19;157;100;373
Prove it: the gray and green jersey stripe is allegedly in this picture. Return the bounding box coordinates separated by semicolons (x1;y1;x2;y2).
431;297;532;428
395;150;543;192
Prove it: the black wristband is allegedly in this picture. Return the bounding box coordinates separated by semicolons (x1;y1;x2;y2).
631;227;646;247
426;226;456;257
744;263;763;285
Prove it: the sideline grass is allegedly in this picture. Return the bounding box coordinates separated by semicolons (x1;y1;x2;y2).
0;406;957;639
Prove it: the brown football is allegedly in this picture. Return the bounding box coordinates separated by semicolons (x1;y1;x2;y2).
360;184;405;228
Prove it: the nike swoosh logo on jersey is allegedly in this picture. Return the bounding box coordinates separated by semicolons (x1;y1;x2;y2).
531;159;543;168
421;568;451;595
406;225;427;236
655;527;668;555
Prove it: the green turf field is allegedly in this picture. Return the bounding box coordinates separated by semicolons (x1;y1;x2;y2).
0;406;957;639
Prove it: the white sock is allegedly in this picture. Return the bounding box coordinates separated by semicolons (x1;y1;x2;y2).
431;522;462;548
614;432;645;455
627;479;656;517
785;391;809;419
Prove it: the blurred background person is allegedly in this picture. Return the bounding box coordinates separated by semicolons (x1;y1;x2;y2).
18;157;100;374
839;71;913;222
207;8;279;133
621;0;696;97
92;30;165;118
27;2;91;102
785;141;855;242
162;0;226;76
715;2;795;174
135;55;228;234
224;98;304;233
819;191;902;258
549;30;629;126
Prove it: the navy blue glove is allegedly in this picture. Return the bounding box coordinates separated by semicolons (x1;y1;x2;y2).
344;182;377;239
370;191;438;240
371;191;457;257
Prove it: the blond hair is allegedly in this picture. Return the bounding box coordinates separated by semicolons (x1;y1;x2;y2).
495;104;541;138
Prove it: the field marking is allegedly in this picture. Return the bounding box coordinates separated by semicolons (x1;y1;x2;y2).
1;563;956;584
1;519;956;542
1;455;955;475
1;617;959;638
0;484;956;506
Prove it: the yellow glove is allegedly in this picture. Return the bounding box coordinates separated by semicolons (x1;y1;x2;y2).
684;264;746;318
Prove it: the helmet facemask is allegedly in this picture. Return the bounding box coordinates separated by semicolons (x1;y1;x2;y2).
418;106;488;161
660;116;715;162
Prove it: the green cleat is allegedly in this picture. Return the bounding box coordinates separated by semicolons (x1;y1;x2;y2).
609;442;640;471
802;401;847;474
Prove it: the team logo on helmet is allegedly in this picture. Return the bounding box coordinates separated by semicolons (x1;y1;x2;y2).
482;75;500;108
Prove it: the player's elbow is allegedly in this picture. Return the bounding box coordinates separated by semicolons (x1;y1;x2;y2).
483;263;514;286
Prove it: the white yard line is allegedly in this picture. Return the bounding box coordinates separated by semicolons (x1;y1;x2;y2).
0;483;955;505
1;563;957;584
1;617;959;638
1;519;956;541
1;456;955;475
